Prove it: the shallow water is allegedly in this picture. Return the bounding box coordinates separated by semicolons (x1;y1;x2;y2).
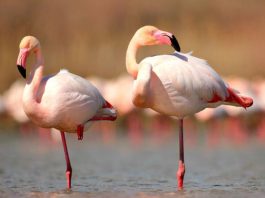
0;128;265;198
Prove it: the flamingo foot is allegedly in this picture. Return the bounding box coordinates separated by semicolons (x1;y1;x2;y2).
176;160;185;190
66;169;72;189
77;124;84;140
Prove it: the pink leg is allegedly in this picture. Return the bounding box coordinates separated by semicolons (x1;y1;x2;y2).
60;131;72;189
176;119;185;190
77;124;84;140
89;116;116;121
88;100;117;122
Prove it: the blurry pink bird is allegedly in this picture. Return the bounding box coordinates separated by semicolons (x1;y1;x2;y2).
3;79;28;124
16;36;117;189
126;26;253;189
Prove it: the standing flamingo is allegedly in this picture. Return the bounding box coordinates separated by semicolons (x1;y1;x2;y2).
16;36;117;189
126;26;253;189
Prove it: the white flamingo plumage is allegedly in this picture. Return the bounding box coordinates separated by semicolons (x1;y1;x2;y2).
126;26;253;189
16;36;117;189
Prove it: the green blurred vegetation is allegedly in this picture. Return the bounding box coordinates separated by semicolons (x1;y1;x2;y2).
0;0;265;92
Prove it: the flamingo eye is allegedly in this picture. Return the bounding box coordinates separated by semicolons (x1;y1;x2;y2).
151;30;156;35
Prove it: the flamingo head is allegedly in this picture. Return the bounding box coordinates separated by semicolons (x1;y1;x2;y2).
134;26;181;52
17;36;40;78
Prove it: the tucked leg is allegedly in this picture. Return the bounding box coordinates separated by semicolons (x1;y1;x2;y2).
77;124;84;140
176;119;185;190
60;131;72;189
89;101;117;121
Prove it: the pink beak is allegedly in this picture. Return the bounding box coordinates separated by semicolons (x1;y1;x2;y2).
16;48;29;78
154;30;181;52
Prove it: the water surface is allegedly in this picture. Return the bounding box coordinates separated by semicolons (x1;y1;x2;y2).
0;128;265;197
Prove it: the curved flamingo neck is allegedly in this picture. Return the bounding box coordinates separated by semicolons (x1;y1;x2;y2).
25;49;44;104
126;36;140;79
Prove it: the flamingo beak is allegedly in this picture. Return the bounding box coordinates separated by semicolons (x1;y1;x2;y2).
16;48;29;78
170;35;181;52
154;30;181;52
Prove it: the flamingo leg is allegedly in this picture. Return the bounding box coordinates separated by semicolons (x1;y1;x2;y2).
89;116;116;121
60;131;72;189
77;124;84;140
176;119;185;190
88;101;117;122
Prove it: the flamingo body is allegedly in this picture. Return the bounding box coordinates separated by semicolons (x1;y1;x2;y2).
134;52;252;118
23;70;112;132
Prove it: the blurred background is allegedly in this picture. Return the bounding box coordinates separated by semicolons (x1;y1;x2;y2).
0;0;265;197
0;0;265;92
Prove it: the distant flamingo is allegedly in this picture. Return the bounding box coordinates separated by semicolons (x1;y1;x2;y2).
126;26;253;189
103;74;134;116
88;75;144;145
88;74;135;116
3;79;28;124
16;36;117;189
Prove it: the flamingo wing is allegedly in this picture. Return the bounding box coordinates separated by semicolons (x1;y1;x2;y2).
141;52;252;111
142;53;228;101
180;52;253;108
37;71;106;131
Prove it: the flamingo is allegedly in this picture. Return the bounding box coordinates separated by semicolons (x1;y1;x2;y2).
16;36;117;189
126;26;253;189
3;79;28;124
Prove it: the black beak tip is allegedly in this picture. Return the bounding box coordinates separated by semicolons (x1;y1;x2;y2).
170;35;181;52
17;65;26;79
